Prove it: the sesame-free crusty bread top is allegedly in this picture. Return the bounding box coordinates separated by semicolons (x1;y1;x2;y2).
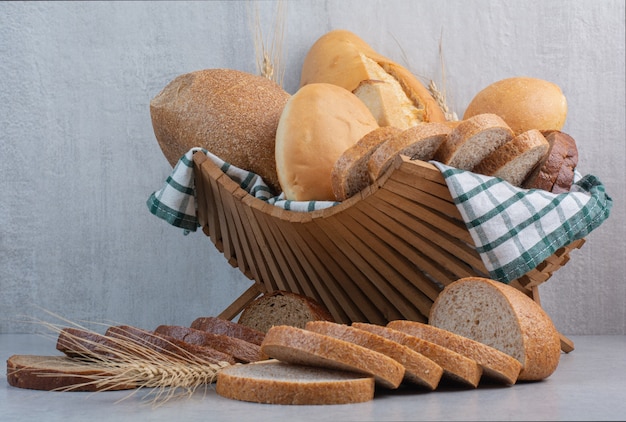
428;277;562;381
387;320;522;385
260;325;405;389
306;321;443;390
215;359;375;405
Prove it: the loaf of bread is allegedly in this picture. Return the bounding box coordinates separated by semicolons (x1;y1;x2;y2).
368;122;452;181
353;322;482;388
472;129;550;187
237;290;334;334
387;320;522;385
6;355;137;392
522;130;579;193
215;359;375;405
463;77;568;135
434;113;514;170
260;325;405;389
306;321;443;390
275;83;379;201
300;29;447;128
428;277;562;381
190;316;265;346
331;126;402;201
150;68;290;194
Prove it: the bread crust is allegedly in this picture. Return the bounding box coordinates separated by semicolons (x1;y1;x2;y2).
191;316;265;346
523;130;578;193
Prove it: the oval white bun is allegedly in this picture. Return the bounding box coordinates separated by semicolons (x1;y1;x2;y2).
275;83;379;201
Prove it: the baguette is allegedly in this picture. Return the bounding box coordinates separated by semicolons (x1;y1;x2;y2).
190;316;265;346
260;325;405;389
387;320;522;385
428;277;562;381
215;359;375;405
306;321;443;390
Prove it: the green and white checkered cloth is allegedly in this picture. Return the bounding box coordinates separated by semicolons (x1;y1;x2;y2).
147;148;612;284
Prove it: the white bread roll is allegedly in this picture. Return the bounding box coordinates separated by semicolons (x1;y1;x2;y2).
300;29;447;129
428;277;562;381
275;83;379;201
463;77;567;135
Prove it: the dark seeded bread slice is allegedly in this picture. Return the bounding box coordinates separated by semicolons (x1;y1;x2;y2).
190;316;265;346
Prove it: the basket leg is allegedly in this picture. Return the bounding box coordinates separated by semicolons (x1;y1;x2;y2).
531;286;574;353
218;283;266;321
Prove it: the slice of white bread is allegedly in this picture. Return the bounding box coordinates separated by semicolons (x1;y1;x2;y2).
215;359;375;405
331;126;402;201
368;122;452;181
260;325;405;389
387;320;522;385
434;113;514;170
237;290;334;334
352;322;482;388
428;277;562;381
306;321;443;390
522;130;579;193
473;129;550;186
7;355;137;392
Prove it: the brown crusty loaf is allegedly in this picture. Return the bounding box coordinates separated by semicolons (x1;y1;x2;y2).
522;130;579;193
237;290;335;334
353;322;482;388
434;113;514;170
260;325;405;389
428;277;562;381
154;325;266;363
306;321;443;390
300;29;447;128
368;122;452;181
472;129;550;187
331;126;402;201
190;316;265;346
463;77;568;135
215;359;375;405
6;355;137;392
387;320;522;385
275;82;379;201
150;68;290;194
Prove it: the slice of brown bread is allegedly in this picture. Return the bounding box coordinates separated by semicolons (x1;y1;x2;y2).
153;325;266;363
352;322;482;388
190;316;265;346
7;355;136;392
368;122;451;181
260;325;405;389
237;290;334;334
434;113;514;170
387;320;522;385
428;277;562;381
216;359;375;405
331;126;402;201
306;321;442;390
473;129;550;186
522;130;579;192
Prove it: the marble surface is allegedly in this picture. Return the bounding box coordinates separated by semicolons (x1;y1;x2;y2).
1;334;625;421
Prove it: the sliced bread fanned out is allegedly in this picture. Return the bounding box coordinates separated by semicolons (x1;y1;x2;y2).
368;122;451;181
522;130;579;193
260;325;405;389
387;320;522;385
434;113;514;170
331;126;402;201
353;322;482;388
473;129;550;186
306;321;443;390
428;277;562;381
216;359;375;405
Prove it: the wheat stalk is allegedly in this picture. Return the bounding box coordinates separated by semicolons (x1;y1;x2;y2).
248;0;287;87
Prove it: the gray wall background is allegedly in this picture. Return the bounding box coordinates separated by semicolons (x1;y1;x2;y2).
1;1;624;335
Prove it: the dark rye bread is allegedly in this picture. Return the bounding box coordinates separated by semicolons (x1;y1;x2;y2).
522;130;579;193
191;316;265;346
7;355;136;392
154;325;267;363
306;321;443;390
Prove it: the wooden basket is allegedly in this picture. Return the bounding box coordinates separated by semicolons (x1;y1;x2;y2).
192;152;584;352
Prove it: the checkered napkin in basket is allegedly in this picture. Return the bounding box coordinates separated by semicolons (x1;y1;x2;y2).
147;148;612;284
